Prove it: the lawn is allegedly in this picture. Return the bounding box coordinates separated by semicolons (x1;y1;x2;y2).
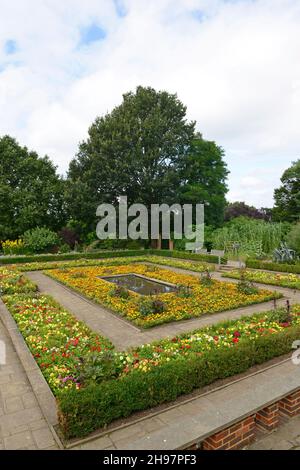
46;263;280;328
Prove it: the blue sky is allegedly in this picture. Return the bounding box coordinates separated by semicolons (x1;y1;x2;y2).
0;0;299;207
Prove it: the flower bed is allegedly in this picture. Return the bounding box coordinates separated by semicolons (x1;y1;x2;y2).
59;306;300;438
46;264;280;328
223;269;300;290
7;255;215;274
1;266;299;439
0;268;37;295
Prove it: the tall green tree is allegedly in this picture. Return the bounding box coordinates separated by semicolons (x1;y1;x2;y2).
179;136;229;226
0;135;66;239
273;160;300;222
66;86;196;233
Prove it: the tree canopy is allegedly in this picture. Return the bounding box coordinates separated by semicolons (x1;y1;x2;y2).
224;201;271;222
66;86;229;234
0;135;65;239
273;160;300;222
178;136;228;226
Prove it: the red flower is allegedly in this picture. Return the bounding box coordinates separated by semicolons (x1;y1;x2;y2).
213;336;219;342
233;331;241;338
232;338;239;344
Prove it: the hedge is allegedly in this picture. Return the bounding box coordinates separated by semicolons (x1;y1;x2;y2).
0;249;226;266
58;325;300;438
148;249;227;265
246;259;300;274
0;250;144;265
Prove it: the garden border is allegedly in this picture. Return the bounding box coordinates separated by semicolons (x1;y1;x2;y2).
0;298;64;450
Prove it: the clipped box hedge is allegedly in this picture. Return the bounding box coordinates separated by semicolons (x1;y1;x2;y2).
246;259;300;274
58;325;300;439
0;248;226;266
148;249;227;265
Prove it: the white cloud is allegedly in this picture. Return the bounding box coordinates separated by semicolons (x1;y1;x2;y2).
0;0;299;206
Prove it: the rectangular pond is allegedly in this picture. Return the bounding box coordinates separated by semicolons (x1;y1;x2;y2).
100;274;177;296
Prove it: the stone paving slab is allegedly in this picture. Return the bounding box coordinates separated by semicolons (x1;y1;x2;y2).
0;318;59;450
26;270;298;351
248;415;300;450
72;359;300;450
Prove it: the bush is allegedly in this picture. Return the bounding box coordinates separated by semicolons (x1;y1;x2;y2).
287;223;300;255
58;324;300;438
109;285;130;299
58;227;81;250
23;227;59;254
139;298;166;316
149;249;227;265
246;259;300;273
1;239;29;255
0;249;223;266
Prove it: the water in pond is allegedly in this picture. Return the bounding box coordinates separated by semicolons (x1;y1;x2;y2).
100;274;177;295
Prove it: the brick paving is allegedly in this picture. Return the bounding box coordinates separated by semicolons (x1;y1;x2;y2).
0;319;58;450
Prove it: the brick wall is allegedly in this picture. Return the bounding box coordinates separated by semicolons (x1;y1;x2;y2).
188;387;300;451
202;416;255;450
255;403;279;431
279;390;300;418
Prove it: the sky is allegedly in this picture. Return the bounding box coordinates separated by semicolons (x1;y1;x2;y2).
0;0;299;208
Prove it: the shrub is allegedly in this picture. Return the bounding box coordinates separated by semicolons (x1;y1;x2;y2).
109;284;130;299
287;223;300;255
58;227;81;250
199;269;213;287
23;227;59;254
246;259;300;274
139;297;166;316
58;323;300;438
1;239;28;255
75;352;119;386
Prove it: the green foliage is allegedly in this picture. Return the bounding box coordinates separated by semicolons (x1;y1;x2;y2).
58;324;300;438
246;259;300;273
66;86;196;234
0;135;65;239
138;297;166;316
0;249;224;266
211;217;290;256
237;270;259;295
109;284;130;299
199;269;213;287
287;223;300;254
75;352;119;386
273;160;300;222
178;136;229;227
23;227;59;253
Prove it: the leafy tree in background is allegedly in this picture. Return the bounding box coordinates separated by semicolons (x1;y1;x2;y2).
273;160;300;222
286;222;300;254
0;136;66;239
66;86;196;234
66;86;229;235
179;136;229;227
224;201;271;222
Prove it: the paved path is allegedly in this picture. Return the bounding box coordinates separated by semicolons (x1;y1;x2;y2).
26;269;300;351
0;319;58;450
72;359;300;450
248;415;300;450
